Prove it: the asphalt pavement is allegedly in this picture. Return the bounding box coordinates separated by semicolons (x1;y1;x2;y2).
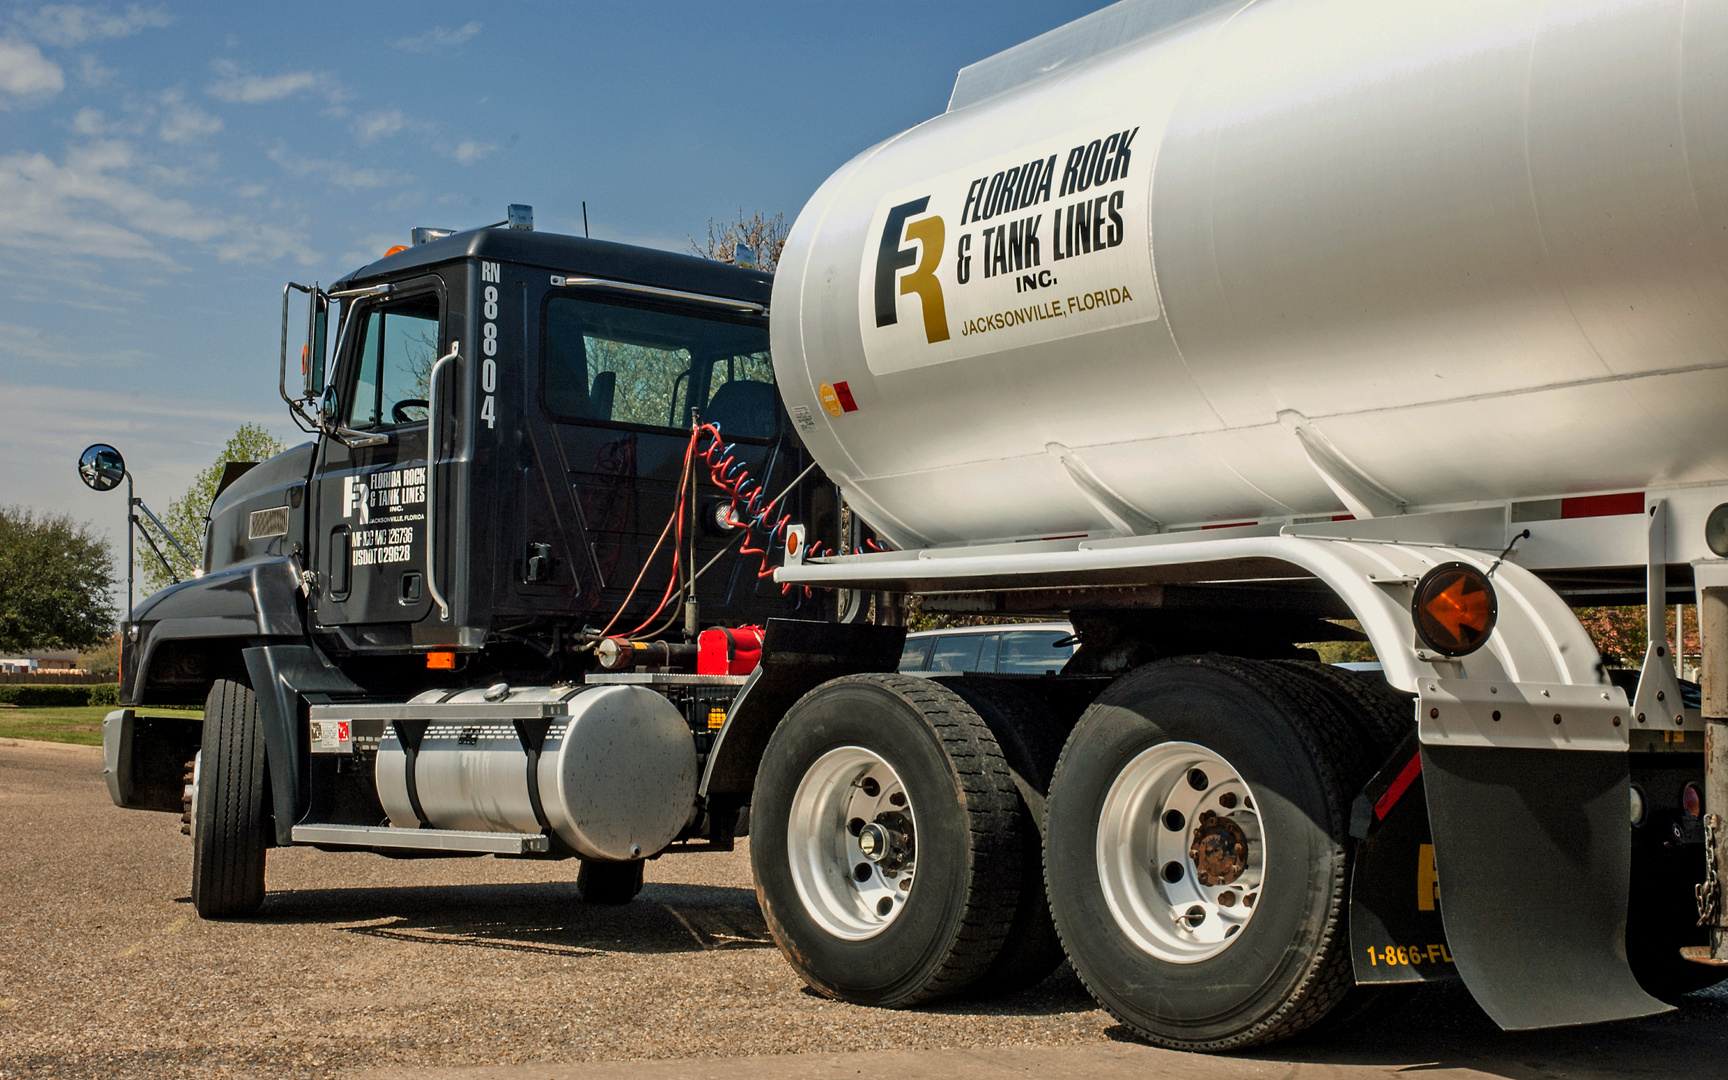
3;736;1725;1080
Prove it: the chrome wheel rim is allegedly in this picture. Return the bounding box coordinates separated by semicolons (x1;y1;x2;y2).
1096;741;1265;963
184;749;201;840
786;746;916;940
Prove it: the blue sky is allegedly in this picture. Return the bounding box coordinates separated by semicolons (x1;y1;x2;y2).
0;1;1100;598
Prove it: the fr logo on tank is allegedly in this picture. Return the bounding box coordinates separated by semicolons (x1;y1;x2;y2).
857;119;1159;377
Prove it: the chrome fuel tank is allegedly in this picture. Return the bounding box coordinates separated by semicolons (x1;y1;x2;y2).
375;685;697;860
772;0;1728;548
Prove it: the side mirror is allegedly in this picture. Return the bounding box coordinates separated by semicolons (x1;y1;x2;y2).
78;444;125;492
306;292;329;397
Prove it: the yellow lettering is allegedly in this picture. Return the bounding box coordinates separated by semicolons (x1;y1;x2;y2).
1417;843;1439;911
900;216;950;344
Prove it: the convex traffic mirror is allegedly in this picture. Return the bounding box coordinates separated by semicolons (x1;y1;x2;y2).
78;444;125;492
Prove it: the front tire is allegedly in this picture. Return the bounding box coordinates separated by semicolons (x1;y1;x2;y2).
1046;657;1359;1050
191;678;270;919
752;674;1021;1007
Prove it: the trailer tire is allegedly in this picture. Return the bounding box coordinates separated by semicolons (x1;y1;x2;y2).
576;859;645;904
941;676;1067;995
752;673;1021;1007
1261;660;1417;1032
1045;656;1358;1050
191;678;270;919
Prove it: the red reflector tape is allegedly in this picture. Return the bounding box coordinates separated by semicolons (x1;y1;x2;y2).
831;381;859;413
1560;492;1644;519
1374;752;1424;821
1201;521;1258;531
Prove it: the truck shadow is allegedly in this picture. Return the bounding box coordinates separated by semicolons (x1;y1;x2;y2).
238;880;778;957
1110;980;1728;1077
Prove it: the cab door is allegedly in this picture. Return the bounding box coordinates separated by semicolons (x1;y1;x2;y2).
310;276;447;645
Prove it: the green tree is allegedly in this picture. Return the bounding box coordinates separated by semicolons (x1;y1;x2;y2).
0;507;117;652
140;423;287;593
78;633;122;676
689;209;788;272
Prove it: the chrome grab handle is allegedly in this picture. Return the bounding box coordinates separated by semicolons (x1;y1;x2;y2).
424;341;459;622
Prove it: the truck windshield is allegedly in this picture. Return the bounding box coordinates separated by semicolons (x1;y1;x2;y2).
542;295;775;440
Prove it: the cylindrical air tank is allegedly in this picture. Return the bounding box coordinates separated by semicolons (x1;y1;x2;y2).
771;0;1728;549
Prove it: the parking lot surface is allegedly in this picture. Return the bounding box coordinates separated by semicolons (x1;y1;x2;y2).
3;737;1726;1080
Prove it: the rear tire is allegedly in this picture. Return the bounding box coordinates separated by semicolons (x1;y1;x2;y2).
751;674;1021;1007
576;859;645;904
942;676;1067;995
1045;656;1359;1050
191;678;269;919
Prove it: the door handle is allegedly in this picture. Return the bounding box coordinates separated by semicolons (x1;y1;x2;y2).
424;341;459;622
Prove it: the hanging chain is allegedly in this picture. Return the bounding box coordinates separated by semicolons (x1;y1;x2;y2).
1699;813;1722;927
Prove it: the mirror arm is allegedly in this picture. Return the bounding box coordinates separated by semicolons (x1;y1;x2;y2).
132;497;197;566
331;426;391;449
132;515;179;585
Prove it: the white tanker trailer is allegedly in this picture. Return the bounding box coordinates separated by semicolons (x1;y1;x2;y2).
762;0;1728;1050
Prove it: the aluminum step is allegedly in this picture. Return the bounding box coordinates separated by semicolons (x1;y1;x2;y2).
291;823;549;854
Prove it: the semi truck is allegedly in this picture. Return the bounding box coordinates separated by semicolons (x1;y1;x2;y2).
99;0;1728;1052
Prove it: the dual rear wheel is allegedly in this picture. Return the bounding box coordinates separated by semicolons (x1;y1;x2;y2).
753;659;1403;1050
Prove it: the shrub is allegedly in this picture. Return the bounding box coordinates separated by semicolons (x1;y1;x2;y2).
0;683;121;707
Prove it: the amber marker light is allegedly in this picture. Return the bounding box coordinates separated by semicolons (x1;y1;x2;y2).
426;651;456;670
1412;562;1497;657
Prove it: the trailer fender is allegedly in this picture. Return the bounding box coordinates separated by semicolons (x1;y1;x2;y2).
242;644;365;846
699;619;906;808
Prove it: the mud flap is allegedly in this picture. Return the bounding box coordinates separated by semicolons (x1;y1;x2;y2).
1421;744;1670;1029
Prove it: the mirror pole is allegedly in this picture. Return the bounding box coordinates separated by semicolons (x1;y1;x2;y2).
125;471;135;622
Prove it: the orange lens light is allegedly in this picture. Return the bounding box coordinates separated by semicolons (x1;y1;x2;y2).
426;650;456;670
384;244;409;257
1412;562;1497;657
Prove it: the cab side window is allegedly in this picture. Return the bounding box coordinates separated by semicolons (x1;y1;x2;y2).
542;295;776;439
345;292;441;429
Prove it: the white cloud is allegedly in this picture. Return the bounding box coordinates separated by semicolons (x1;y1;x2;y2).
449;139;494;165
0;37;64;103
394;21;481;54
72;52;113;85
0;141;317;266
157;89;220;144
206;59;330;104
17;4;171;47
353;108;408;144
266;143;406;191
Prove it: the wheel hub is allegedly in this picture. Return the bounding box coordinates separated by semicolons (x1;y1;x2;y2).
787;747;918;940
1095;741;1266;963
1189;810;1248;887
